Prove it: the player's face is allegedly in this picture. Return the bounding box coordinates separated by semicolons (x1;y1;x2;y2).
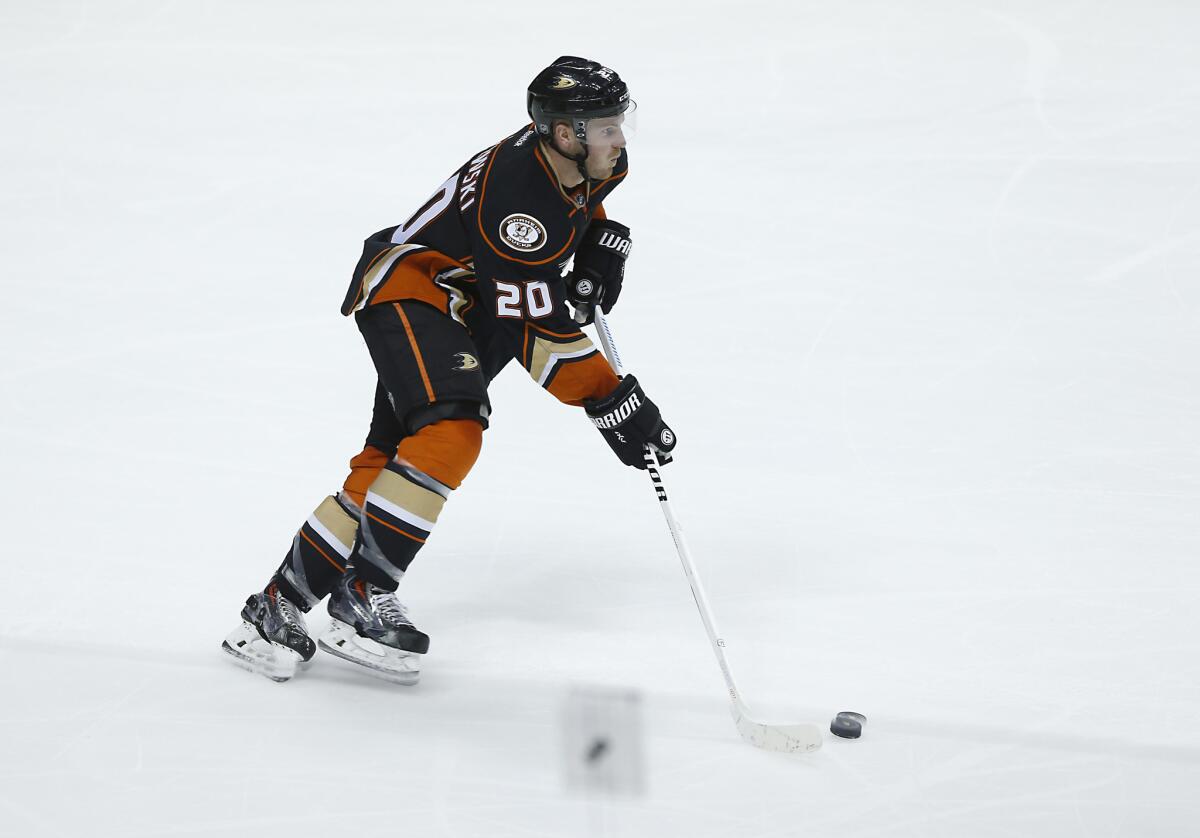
583;115;627;179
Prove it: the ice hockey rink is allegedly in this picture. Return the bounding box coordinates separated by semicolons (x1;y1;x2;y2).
3;1;1199;835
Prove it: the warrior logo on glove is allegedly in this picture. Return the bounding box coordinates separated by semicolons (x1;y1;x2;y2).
584;375;676;469
567;219;632;325
597;230;632;256
590;389;642;429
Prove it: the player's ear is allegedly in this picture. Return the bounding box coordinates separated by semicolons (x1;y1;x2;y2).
553;121;574;152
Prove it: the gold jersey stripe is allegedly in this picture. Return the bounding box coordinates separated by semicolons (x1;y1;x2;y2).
529;335;596;385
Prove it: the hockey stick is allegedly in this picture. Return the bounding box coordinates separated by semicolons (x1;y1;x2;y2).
591;309;823;753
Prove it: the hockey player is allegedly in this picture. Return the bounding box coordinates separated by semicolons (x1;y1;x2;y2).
222;57;677;684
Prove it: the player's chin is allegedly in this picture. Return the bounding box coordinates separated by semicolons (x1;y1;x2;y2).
590;160;618;179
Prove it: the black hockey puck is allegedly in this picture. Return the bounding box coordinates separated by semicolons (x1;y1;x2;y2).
830;711;867;739
585;737;610;763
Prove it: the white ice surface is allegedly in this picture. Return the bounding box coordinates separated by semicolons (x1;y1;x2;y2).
2;1;1199;835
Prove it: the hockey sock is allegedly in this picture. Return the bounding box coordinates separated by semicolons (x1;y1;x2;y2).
351;419;483;589
271;494;360;609
341;444;394;509
395;418;482;489
353;461;449;589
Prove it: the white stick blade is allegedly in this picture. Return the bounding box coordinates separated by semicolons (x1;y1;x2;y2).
735;712;824;753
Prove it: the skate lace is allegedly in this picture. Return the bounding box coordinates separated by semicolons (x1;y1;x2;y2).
370;588;411;627
276;594;305;630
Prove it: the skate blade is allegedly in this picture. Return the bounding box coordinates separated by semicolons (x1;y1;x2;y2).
221;621;301;683
318;619;421;686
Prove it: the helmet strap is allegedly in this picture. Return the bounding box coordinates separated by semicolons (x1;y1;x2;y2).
571;118;591;182
546;126;593;184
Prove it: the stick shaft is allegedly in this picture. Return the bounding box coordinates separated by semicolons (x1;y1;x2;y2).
592;310;745;706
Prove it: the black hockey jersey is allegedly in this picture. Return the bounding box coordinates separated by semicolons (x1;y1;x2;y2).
340;124;627;405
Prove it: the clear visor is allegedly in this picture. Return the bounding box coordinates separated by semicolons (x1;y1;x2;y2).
583;100;637;149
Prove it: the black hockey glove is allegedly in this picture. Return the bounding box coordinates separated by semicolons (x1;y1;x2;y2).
584;375;676;469
568;219;631;325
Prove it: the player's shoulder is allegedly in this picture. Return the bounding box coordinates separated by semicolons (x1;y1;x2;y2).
479;124;566;214
491;124;543;171
473;124;579;265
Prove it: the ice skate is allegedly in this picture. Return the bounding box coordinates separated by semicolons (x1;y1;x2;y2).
222;584;317;682
318;571;428;685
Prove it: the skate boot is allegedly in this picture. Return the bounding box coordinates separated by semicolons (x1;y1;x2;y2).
222;583;317;682
319;571;429;685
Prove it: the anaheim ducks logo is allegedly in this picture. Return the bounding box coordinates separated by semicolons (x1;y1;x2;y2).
550;75;578;90
453;352;479;372
499;213;547;252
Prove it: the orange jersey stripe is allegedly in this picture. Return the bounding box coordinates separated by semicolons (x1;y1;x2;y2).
590;168;628;191
526;322;586;341
533;144;579;210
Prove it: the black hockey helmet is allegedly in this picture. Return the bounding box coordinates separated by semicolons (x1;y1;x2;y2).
526;56;632;144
